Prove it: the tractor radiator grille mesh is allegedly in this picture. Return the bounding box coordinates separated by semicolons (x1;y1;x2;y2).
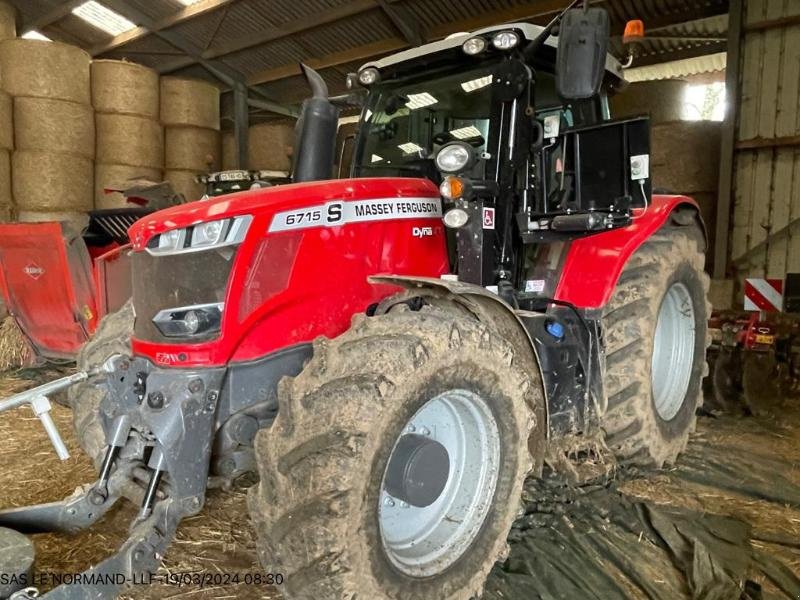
131;249;237;343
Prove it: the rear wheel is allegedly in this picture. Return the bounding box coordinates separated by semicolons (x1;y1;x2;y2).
601;225;710;466
248;305;544;600
68;300;134;465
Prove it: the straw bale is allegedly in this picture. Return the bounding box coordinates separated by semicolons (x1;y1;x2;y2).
16;210;87;225
0;148;11;217
249;121;294;171
0;91;11;150
94;163;162;209
0;2;15;42
12;150;92;211
160;77;220;129
96;112;163;168
651;121;722;194
165;169;205;203
0;318;33;370
0;39;90;104
14;96;94;158
91;60;159;119
165;125;220;171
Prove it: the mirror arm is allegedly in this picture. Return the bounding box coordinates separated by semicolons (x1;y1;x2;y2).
522;0;582;61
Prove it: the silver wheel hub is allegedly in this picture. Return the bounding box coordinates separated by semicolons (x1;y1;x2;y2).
378;389;500;577
651;281;696;420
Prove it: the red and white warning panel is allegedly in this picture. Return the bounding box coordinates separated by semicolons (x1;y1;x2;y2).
744;278;783;312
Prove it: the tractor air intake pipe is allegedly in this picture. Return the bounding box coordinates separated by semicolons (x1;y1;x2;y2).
292;64;340;183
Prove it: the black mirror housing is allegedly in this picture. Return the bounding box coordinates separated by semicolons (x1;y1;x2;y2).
556;8;610;100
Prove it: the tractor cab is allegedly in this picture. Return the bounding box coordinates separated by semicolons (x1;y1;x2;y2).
348;18;651;290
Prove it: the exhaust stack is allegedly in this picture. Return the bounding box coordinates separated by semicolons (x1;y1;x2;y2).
292;64;340;183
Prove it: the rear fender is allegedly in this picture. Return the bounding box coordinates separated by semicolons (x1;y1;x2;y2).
554;195;705;309
369;275;550;445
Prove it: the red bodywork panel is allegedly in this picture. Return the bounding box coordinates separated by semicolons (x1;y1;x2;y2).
554;195;700;309
0;222;97;358
129;178;450;367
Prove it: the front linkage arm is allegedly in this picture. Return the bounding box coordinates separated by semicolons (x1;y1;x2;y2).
0;357;225;599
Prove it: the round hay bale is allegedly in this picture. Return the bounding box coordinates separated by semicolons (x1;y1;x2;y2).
611;80;688;124
0;148;11;218
160;77;220;129
249;121;294;171
96;113;163;168
16;210;87;225
14;97;94;159
12;150;92;212
0;91;11;150
91;60;159;119
165;126;221;171
0;39;90;104
651;121;722;194
165;169;204;203
0;2;16;42
95;163;162;209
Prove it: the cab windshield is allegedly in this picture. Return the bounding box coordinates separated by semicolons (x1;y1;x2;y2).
352;66;497;181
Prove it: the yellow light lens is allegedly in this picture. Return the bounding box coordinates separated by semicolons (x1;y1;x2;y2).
439;176;465;200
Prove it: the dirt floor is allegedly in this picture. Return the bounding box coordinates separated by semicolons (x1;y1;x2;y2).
1;366;799;599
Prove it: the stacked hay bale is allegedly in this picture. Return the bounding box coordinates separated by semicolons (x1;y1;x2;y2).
612;78;722;270
162;77;220;201
0;80;11;221
92;60;162;209
221;121;294;172
0;39;93;224
0;1;15;42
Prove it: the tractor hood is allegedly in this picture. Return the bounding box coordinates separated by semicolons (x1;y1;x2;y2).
128;177;439;251
127;176;449;368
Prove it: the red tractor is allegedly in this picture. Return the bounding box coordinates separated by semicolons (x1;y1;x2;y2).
0;5;709;600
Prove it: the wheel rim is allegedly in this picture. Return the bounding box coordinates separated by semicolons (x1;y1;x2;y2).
651;281;696;420
378;389;501;577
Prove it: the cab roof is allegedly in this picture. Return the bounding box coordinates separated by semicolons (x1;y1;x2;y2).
360;22;625;85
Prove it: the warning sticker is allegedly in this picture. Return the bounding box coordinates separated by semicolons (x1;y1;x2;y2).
268;197;442;233
482;207;495;230
525;279;546;293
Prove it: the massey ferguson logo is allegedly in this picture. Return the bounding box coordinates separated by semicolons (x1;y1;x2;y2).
413;226;434;238
23;263;45;280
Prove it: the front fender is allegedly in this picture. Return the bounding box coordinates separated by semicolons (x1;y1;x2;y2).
369;275;550;443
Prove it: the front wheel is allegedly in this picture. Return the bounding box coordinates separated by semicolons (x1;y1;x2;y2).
248;305;545;600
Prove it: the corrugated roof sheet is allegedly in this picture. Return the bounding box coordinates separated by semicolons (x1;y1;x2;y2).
8;0;730;113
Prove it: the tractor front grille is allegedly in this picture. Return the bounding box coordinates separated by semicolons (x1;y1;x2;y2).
131;249;237;343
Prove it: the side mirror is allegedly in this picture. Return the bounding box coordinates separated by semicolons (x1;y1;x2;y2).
556;8;610;100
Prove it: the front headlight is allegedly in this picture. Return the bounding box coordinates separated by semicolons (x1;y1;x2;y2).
147;215;253;256
435;142;474;174
492;31;520;50
152;302;223;338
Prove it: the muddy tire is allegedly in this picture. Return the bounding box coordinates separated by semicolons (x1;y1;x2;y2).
601;225;710;467
68;300;134;465
248;305;544;600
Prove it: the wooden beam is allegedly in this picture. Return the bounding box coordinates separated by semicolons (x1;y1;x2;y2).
91;0;237;56
745;13;800;33
714;0;743;279
736;135;800;151
22;0;84;33
377;0;425;46
248;38;407;85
